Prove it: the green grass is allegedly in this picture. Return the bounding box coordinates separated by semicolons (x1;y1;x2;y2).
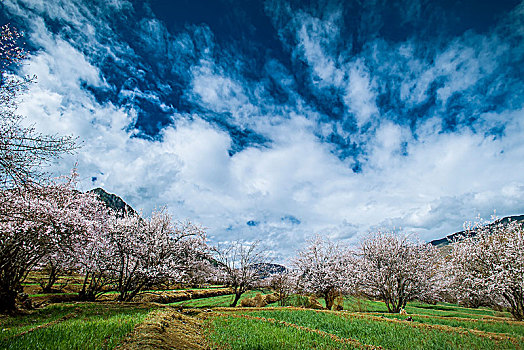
4;292;523;350
342;296;390;312
328;296;513;320
405;301;512;319
28;286;227;299
376;313;524;338
232;309;521;350
206;314;357;349
0;304;74;339
0;303;154;350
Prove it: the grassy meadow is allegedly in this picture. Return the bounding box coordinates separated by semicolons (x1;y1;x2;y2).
198;295;523;349
0;303;152;350
2;288;523;349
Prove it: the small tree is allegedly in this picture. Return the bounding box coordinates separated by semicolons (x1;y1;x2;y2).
268;271;294;306
355;230;440;313
75;226;115;301
73;209;207;302
447;217;524;320
212;240;267;307
293;235;353;310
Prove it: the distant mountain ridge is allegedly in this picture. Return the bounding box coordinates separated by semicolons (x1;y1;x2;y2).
252;263;287;278
89;188;135;217
430;214;524;246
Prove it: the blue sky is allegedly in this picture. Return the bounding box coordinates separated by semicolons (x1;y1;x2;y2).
2;0;524;260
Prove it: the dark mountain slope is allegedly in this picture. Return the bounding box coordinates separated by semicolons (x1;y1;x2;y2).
89;187;135;217
430;214;524;246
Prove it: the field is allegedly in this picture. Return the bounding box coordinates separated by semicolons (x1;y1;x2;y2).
2;290;523;350
0;303;152;350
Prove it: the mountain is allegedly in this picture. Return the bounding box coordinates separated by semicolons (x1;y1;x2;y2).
430;214;524;247
251;263;287;278
89;188;135;217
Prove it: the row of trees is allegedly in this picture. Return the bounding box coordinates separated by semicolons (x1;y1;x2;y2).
0;171;209;311
289;233;439;313
288;222;524;320
200;220;523;321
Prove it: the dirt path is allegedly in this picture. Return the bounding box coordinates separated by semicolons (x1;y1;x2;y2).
116;308;209;350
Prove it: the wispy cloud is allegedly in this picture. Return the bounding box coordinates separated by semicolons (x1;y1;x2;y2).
4;0;524;260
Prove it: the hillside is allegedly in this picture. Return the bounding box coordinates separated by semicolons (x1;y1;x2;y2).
430;214;524;247
89;187;135;217
252;263;287;278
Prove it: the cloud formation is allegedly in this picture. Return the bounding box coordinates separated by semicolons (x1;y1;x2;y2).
3;0;524;261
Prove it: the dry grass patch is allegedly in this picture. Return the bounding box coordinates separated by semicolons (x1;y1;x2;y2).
239;292;282;307
135;288;232;304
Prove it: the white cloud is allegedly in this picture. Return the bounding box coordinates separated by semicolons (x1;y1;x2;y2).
190;63;249;114
6;0;524;262
17;39;524;258
296;11;344;87
343;61;378;128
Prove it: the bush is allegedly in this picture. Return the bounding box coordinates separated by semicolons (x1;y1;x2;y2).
264;293;281;304
240;293;268;307
280;294;324;309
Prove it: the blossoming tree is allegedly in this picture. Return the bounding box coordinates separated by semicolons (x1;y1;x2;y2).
212;240;267;307
293;235;353;310
447;218;524;320
355;230;440;313
0;24;78;311
107;210;207;301
0;24;75;190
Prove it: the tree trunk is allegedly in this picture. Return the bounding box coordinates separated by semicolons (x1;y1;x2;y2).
324;289;336;310
0;289;17;312
230;292;242;307
78;289;96;301
505;289;524;321
78;273;97;301
123;282;147;302
41;269;58;293
384;292;404;313
79;272;89;298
